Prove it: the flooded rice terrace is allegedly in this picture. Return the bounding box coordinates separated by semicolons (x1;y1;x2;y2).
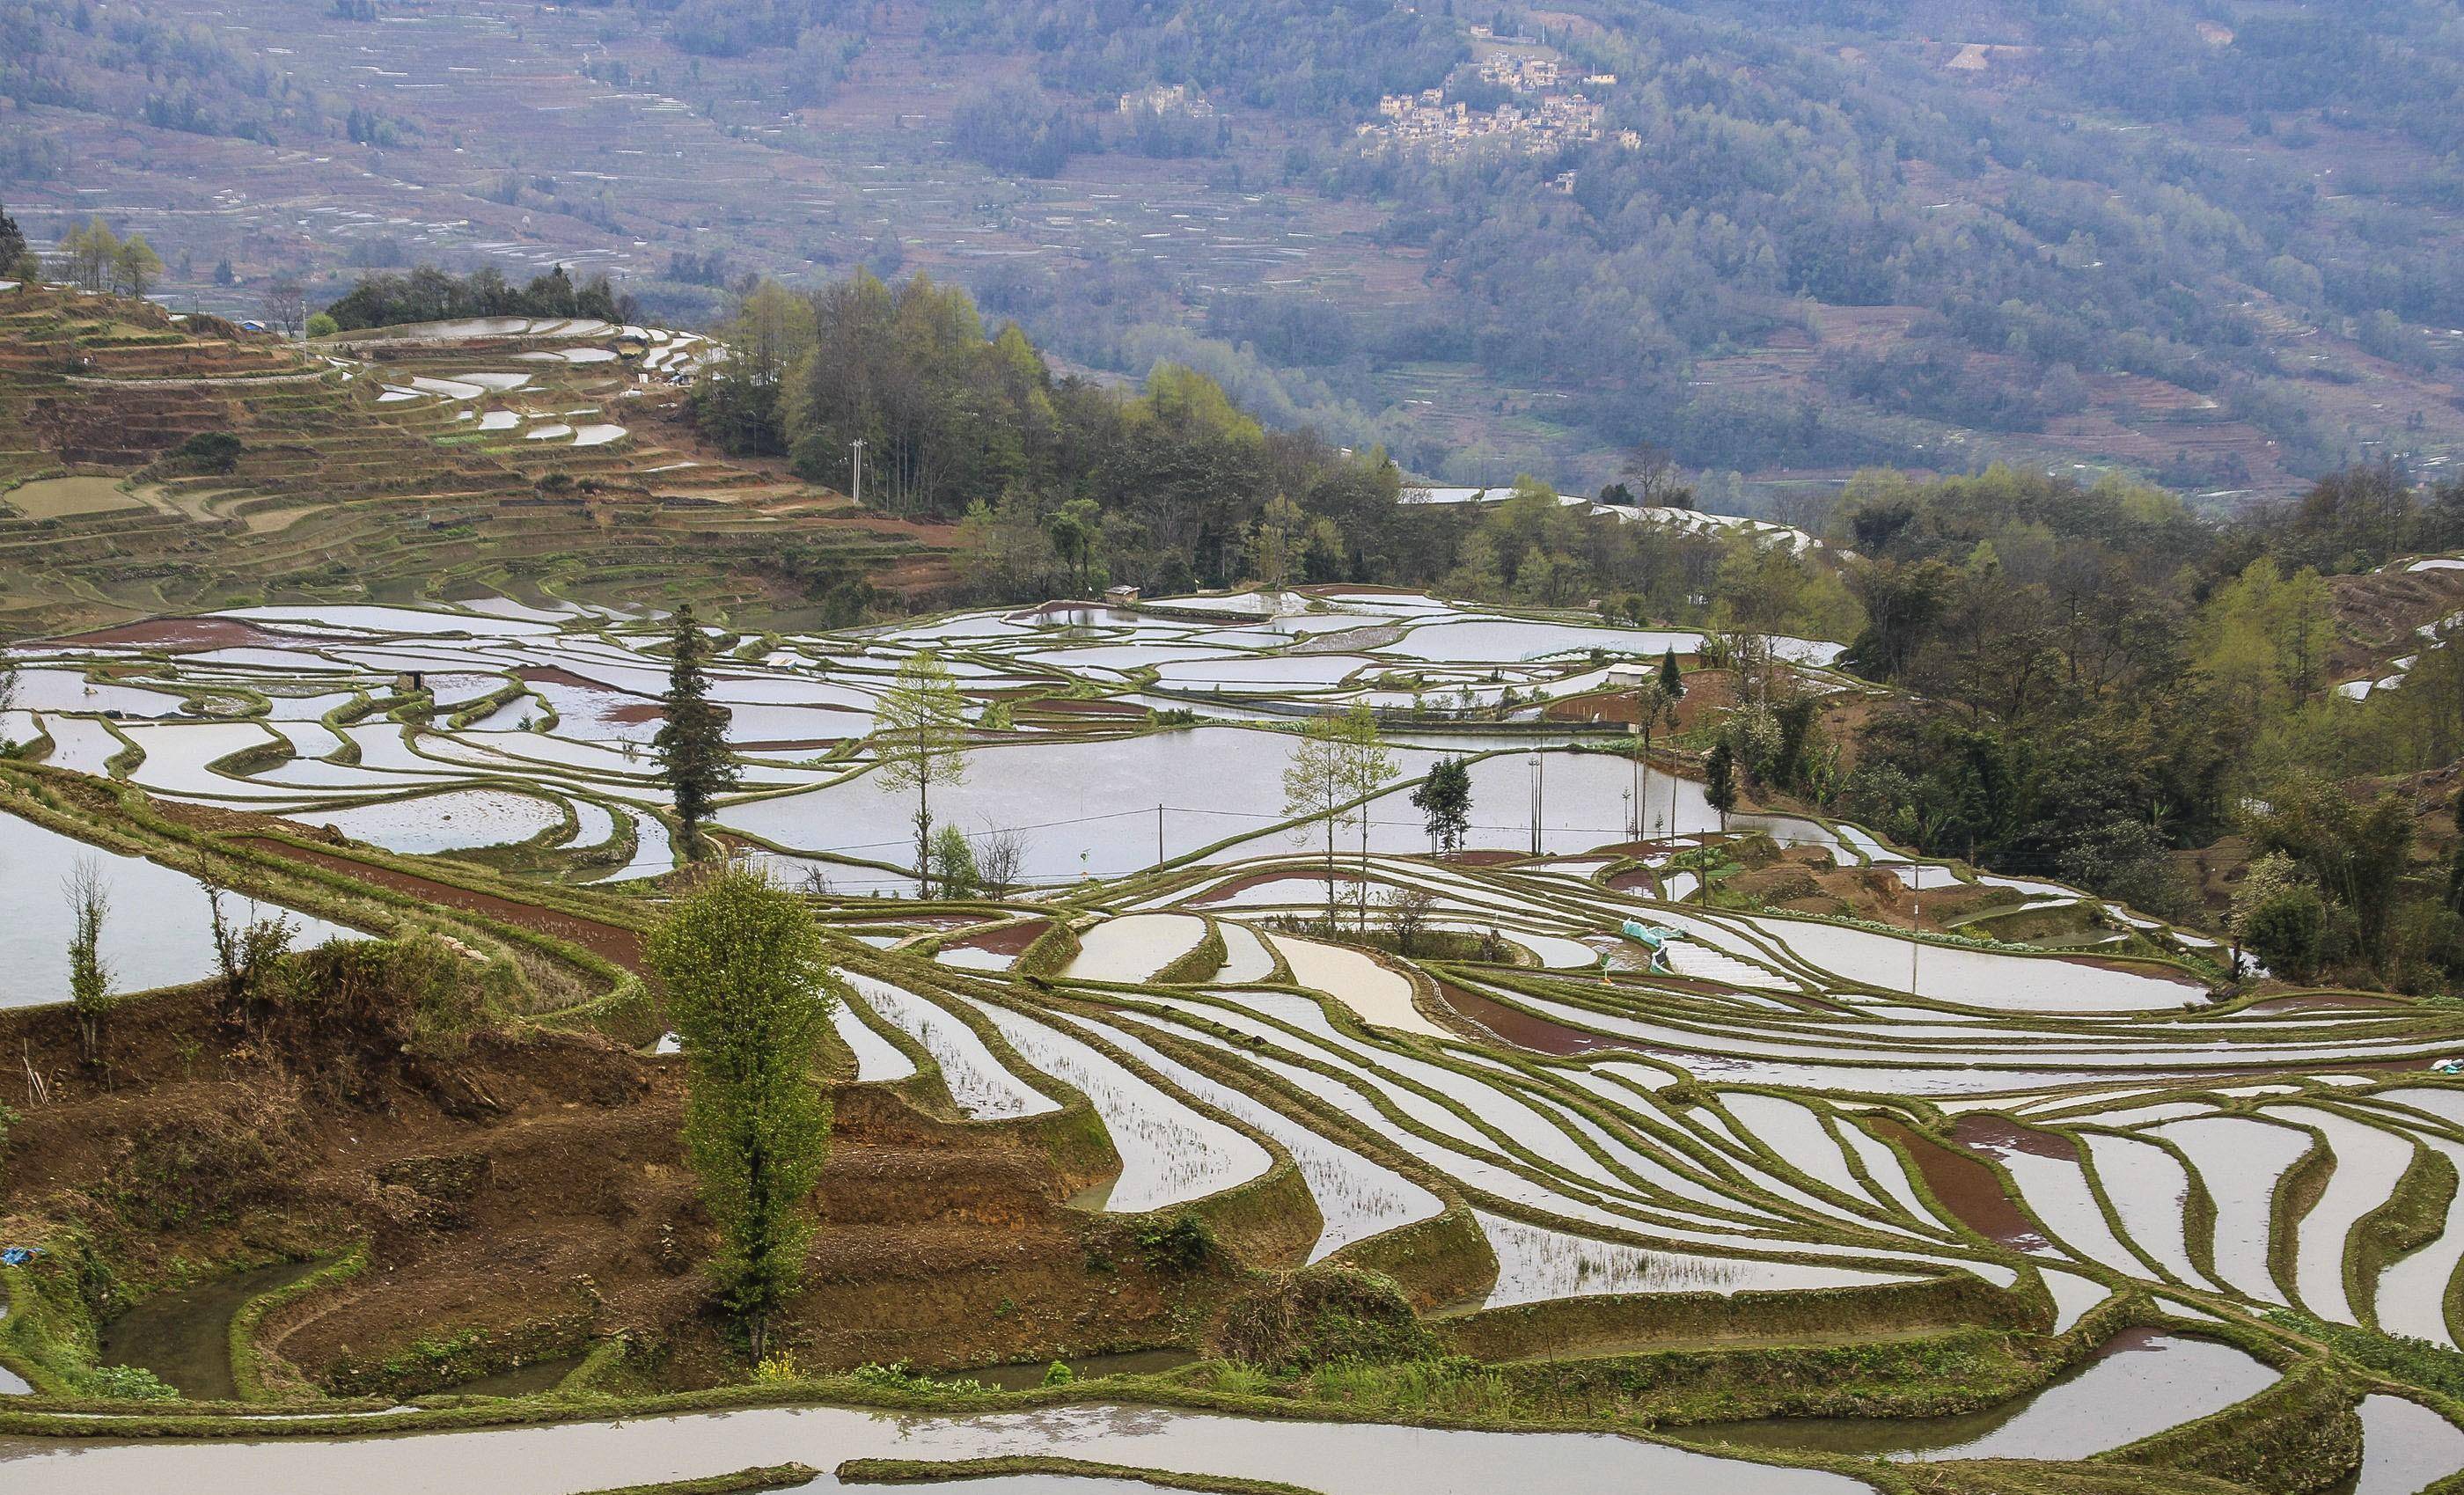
4;583;2462;1493
0;1402;1867;1494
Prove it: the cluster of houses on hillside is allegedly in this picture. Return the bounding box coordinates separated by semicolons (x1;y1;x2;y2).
1360;41;1632;161
1116;83;1215;120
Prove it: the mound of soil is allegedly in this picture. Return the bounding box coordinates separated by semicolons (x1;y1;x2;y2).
0;976;1226;1395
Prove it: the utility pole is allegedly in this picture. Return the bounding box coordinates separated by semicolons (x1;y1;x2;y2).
1155;802;1164;868
1630;687;1642;843
1517;753;1537;861
1529;750;1545;856
850;437;866;509
1910;889;1922;996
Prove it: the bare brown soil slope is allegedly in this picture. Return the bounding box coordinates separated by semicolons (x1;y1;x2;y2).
0;979;1229;1395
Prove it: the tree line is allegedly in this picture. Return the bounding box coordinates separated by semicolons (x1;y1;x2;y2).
1693;460;2464;994
319;264;637;333
693;271;1883;618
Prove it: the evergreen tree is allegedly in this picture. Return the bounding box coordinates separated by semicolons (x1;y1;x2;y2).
929;823;981;898
1659;647;1684;700
1410;755;1473;855
645;867;839;1359
0;202;27;282
655;604;740;855
1704;738;1737;832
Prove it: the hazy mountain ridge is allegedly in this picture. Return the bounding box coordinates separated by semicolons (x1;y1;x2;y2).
4;0;2460;501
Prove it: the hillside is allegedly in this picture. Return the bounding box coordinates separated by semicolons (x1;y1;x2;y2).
3;0;2460;500
0;283;954;632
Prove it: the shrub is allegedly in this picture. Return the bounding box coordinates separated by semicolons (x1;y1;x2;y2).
1133;1213;1221;1276
169;430;243;473
850;1359;992;1395
82;1363;180;1400
1214;1264;1438;1372
304;311;339;338
753;1350;801;1382
2242;885;2328;979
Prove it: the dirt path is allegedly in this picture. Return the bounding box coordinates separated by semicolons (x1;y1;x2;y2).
238;836;645;971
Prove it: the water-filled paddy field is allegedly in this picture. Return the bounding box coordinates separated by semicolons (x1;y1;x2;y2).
4;575;2462;1495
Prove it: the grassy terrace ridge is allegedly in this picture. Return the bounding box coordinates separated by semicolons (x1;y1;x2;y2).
576;1467;821;1495
837;1455;1329;1493
0;1308;2356;1495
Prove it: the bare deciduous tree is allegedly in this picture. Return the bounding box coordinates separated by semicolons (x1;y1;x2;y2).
65;858;112;1067
1622;439;1692;509
975;825;1026;898
263;274;308;339
1381;883;1436;957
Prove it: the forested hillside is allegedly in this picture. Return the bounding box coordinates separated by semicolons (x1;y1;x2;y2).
4;0;2459;496
935;0;2464;488
665;260;2464;993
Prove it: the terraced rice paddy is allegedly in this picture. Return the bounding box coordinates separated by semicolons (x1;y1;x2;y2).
0;810;364;1008
11;575;2464;1493
0;294;927;637
0;1401;1870;1495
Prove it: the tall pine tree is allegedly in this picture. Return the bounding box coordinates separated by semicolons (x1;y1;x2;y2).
656;604;740;856
1704;738;1736;832
1411;755;1473;856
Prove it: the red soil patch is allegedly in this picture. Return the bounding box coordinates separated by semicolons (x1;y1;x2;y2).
1033;698;1151;718
1434;981;1618;1056
238;836;645;971
1871;1117;2047;1251
54;617;322;651
517;665;642;697
1952;1114;2078;1162
1191;867;1374;903
940;918;1052;957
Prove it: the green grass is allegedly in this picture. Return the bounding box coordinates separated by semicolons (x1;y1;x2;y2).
575;1466;820;1495
837;1456;1324;1493
2264;1308;2464;1400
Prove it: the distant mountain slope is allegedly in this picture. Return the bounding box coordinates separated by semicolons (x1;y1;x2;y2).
3;0;2458;500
